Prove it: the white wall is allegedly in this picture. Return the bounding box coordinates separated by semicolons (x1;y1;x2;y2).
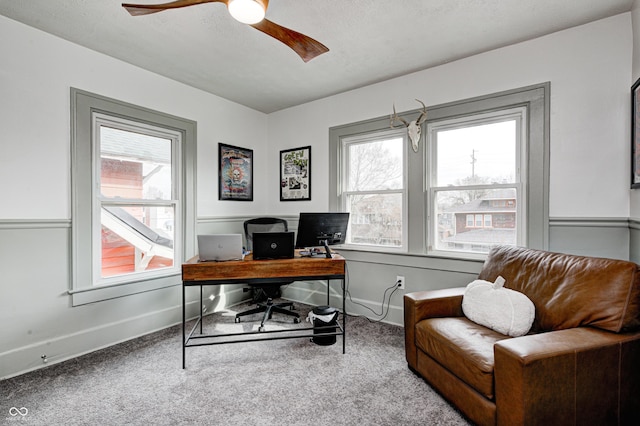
0;16;269;221
628;1;640;262
268;14;632;221
0;15;268;378
630;0;640;220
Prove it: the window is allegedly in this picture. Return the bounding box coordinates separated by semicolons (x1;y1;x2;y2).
465;214;493;228
71;89;196;305
329;83;549;258
428;108;526;255
340;129;407;250
95;115;179;283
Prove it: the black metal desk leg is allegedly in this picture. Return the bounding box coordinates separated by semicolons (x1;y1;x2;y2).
342;278;346;354
326;279;330;306
182;283;186;369
199;285;203;334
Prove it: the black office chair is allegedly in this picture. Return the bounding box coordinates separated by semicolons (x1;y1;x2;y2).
235;217;300;331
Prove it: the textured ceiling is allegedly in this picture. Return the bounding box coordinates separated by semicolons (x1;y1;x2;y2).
0;0;634;113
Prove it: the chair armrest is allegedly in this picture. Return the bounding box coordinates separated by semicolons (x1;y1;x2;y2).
403;288;465;368
494;327;640;425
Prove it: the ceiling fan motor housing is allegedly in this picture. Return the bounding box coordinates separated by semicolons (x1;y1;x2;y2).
228;0;269;25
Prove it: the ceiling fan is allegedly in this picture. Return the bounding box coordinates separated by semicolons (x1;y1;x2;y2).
122;0;329;62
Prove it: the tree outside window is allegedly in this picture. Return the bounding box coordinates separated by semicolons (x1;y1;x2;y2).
341;131;407;249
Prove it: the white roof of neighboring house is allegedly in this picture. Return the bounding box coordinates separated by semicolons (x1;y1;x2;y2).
442;228;516;245
101;127;171;164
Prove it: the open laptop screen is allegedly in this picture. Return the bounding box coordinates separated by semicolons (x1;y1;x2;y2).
197;234;243;261
252;232;295;260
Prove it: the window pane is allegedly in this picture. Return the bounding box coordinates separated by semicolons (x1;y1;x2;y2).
346;193;402;247
100;126;172;200
434;188;517;253
466;214;473;227
436;120;516;187
101;205;174;278
347;138;403;191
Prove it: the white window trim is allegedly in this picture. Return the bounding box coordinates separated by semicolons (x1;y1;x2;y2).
92;113;183;286
70;88;196;305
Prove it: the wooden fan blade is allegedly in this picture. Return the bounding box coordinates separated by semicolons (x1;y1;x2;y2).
122;0;226;16
250;19;328;62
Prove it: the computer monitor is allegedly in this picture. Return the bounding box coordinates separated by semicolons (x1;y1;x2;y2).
295;212;350;258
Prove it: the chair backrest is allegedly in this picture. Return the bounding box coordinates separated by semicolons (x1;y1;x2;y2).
478;245;640;333
244;217;288;251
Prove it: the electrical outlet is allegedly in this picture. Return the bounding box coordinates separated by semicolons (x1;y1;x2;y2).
396;275;405;289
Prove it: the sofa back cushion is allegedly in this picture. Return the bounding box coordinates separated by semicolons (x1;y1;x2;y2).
477;246;640;333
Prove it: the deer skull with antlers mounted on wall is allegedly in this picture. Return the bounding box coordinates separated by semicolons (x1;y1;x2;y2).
390;99;428;153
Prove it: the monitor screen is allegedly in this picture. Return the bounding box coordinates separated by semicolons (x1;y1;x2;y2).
295;212;350;257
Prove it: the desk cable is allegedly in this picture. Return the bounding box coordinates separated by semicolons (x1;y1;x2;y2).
341;262;400;323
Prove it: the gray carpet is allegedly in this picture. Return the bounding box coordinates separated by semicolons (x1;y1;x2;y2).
1;302;470;425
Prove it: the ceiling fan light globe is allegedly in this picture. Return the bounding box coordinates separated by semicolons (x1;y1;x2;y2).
228;0;266;25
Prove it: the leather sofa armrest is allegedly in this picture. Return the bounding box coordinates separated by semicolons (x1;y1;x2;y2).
404;287;465;369
494;327;640;425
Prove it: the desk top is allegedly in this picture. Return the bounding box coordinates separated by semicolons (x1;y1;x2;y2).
182;250;345;283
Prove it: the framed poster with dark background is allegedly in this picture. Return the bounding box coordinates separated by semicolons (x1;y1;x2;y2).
219;143;253;201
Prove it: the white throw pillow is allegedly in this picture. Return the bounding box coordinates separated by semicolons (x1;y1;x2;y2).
462;276;535;337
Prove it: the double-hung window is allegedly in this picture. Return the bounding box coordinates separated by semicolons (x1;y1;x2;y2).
71;89;196;305
330;83;549;258
95;114;181;282
427;108;527;256
340;129;407;251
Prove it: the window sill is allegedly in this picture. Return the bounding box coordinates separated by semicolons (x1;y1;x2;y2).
334;246;484;274
69;273;181;306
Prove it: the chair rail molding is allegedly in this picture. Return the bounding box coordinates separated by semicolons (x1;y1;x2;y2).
549;216;630;228
549;216;630;261
0;219;71;229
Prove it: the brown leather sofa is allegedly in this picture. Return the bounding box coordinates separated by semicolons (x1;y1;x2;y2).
404;246;640;425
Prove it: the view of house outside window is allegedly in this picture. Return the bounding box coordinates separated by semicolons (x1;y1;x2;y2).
429;111;525;255
97;122;178;281
341;130;406;249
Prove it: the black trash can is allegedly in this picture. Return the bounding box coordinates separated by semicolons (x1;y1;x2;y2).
311;306;339;346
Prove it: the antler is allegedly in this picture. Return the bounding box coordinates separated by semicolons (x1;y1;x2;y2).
415;99;428;125
390;103;409;129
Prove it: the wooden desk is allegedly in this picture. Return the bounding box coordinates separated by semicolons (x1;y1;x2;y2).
181;251;346;368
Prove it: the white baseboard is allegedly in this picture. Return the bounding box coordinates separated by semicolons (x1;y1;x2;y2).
0;287;248;380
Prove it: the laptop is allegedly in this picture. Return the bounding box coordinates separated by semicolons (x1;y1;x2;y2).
197;234;243;262
252;232;295;260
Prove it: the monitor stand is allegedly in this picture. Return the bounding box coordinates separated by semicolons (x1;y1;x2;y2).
303;240;333;258
321;240;333;258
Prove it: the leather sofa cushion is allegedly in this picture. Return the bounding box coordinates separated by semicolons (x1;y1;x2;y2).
477;246;640;333
415;316;512;399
